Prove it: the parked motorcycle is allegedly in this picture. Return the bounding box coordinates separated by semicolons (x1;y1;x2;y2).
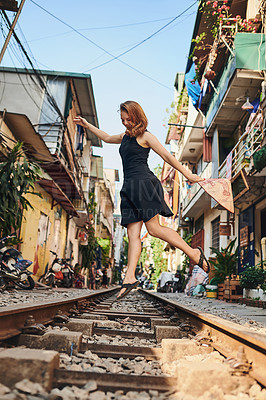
61;257;74;288
157;271;184;293
0;235;35;290
39;251;74;288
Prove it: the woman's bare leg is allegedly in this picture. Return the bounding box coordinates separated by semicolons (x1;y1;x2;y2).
145;215;208;271
117;220;143;297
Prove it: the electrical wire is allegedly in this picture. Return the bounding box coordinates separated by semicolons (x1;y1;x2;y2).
17;23;52;70
80;11;196;71
1;14;80;176
86;2;198;72
29;0;199;91
1;10;64;120
26;16;176;44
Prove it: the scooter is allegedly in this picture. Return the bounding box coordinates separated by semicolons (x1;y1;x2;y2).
39;251;74;288
61;257;74;288
0;235;35;290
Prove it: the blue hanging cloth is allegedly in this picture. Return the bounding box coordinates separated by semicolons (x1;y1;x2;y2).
185;63;201;109
248;98;260;114
77;125;84;154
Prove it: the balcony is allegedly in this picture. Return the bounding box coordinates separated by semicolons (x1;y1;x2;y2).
205;33;265;137
182;162;212;218
219;110;266;203
219;111;264;179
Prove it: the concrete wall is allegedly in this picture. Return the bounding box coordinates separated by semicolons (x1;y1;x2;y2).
0;71;44;124
203;208;228;259
65;217;79;266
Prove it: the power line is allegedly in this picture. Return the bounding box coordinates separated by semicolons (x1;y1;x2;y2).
0;11;82;179
29;0;198;91
25;16;176;44
87;2;198;72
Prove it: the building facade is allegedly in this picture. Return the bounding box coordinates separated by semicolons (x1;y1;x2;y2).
0;67;102;278
174;0;266;273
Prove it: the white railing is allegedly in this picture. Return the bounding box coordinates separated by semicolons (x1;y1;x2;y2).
219;111;263;179
182;162;213;210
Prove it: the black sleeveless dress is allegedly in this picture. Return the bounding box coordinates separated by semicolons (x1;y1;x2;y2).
119;133;173;227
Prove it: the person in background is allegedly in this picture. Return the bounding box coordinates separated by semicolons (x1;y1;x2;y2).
73;263;85;288
102;267;108;288
88;261;96;290
107;264;112;286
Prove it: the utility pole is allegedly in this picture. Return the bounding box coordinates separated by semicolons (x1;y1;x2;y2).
0;0;26;64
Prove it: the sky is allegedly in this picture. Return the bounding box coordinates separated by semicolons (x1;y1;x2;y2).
1;0;198;186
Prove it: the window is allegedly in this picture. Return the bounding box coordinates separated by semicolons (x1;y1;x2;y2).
211;216;220;250
195;214;204;233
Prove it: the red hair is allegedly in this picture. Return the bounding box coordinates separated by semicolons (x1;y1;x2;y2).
120;101;148;137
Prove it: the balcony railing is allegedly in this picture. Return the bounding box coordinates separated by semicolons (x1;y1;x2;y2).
73;191;90;212
219;111;263;179
182;162;212;210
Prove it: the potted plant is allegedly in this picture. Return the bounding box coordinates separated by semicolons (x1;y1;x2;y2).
209;238;238;280
240;262;266;303
209;238;239;301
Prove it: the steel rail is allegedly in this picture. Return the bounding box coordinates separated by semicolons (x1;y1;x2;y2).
141;290;266;387
0;287;118;340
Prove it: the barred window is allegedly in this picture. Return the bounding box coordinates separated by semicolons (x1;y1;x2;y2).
211;216;220;250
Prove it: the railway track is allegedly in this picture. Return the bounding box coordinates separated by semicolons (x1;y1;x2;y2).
0;287;265;399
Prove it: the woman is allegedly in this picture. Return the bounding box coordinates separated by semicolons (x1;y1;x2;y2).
74;101;210;300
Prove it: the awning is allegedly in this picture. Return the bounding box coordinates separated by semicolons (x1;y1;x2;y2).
37;178;79;217
0;111;53;162
42;155;82;199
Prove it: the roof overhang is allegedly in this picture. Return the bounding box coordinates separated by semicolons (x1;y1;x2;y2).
0;111;53;162
182;188;211;218
72;77;102;148
37;178;79;217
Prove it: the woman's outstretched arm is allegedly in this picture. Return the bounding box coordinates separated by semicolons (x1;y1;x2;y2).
144;131;204;183
73;116;124;144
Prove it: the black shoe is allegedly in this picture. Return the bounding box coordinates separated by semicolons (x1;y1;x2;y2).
197;246;210;273
117;281;139;300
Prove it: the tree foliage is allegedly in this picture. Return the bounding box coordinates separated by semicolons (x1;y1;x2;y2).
182;231;192;271
0;142;41;238
150;237;167;285
97;237;111;266
79;220;97;270
240;262;266;289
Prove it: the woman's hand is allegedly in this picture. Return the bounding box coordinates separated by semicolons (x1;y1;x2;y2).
73;116;88;128
186;174;205;184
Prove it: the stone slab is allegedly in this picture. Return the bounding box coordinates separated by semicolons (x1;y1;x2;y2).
94;320;121;329
155;326;182;343
0;348;59;391
18;331;82;354
150;318;175;330
161;338;212;363
176;358;255;396
77;313;107;320
66;318;94;336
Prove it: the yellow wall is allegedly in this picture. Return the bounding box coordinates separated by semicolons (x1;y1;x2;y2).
20;184;68;279
0;117;69;280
